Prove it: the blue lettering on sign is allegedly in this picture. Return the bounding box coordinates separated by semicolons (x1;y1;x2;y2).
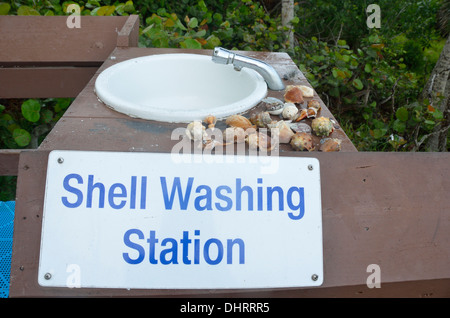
122;229;245;265
60;174;306;220
61;174;147;210
159;177;305;220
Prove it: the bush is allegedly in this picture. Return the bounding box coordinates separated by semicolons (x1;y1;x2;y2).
0;0;448;154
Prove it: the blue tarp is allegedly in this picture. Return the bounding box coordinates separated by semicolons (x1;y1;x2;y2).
0;201;14;298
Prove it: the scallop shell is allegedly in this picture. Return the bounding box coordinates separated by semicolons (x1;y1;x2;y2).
284;85;304;104
225;114;254;129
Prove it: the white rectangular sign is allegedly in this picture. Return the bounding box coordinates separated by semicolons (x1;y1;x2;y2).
38;150;323;289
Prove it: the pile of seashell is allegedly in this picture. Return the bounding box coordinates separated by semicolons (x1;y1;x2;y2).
184;84;342;152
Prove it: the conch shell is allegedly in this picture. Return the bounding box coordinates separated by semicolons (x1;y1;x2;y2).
320;138;341;152
268;120;294;144
284;85;304;104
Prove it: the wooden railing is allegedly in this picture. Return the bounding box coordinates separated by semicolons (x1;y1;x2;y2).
0;15;139;177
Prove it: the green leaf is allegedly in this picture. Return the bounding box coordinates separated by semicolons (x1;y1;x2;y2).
291;16;300;24
180;38;201;49
432;109;443;120
0;2;11;15
0;104;5;113
392;119;406;133
352;78;364;90
372;128;387;139
188;17;198;28
364;63;372;73
21;99;41;122
395;107;409;122
204;35;221;49
96;5;115;16
13;129;31;147
17;5;40;15
41;109;54;124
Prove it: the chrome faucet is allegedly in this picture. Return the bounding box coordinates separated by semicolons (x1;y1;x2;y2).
212;47;285;91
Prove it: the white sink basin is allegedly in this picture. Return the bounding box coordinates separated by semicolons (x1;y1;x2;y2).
94;53;268;123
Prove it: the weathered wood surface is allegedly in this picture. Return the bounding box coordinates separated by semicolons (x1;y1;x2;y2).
38;47;358;153
0;15;139;98
0;149;21;176
9;47;450;298
9;150;450;297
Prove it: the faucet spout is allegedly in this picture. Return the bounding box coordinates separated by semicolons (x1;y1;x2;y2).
212;47;285;91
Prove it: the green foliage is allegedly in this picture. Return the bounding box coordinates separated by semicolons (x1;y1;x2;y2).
2;0;449;153
0;98;72;149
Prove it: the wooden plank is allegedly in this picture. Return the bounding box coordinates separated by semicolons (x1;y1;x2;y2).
0;16;129;64
0;149;21;176
0;67;98;98
116;15;140;47
9;151;450;297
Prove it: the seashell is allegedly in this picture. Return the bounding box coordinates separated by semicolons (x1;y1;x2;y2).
307;100;321;111
225;114;254;129
250;111;272;128
262;97;285;115
284;85;304;104
186;120;206;141
224;126;246;143
290;132;315;151
246;131;274;151
203;139;224;151
298;85;314;98
268;120;294;143
311;116;334;137
282;103;298;120
204;115;217;129
320;138;341;152
289;122;312;134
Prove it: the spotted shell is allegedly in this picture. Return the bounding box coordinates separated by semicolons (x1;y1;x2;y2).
290;132;315;151
311;116;334;137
